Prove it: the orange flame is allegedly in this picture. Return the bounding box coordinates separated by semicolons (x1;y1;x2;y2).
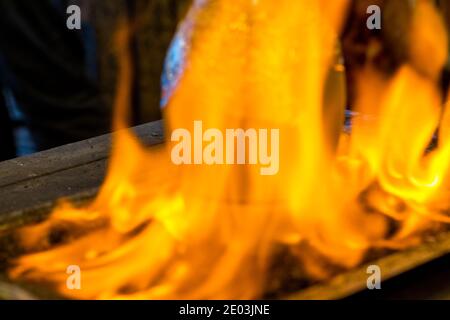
9;0;450;299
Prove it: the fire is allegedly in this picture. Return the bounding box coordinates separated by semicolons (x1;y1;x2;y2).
8;0;450;299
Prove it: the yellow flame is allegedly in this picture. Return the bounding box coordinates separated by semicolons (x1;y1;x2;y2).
9;0;450;299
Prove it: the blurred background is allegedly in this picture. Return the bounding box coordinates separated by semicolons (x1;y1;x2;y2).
0;0;449;162
0;0;191;161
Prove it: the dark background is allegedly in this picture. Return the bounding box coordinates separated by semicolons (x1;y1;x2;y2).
0;0;191;160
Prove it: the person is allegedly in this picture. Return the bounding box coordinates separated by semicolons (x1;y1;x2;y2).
0;88;15;161
0;0;111;153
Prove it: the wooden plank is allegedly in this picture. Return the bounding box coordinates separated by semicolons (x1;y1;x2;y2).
0;120;164;216
286;231;450;300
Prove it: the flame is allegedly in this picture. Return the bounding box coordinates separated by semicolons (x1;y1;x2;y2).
8;0;450;299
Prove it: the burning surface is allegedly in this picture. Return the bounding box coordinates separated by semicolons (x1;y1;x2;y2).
6;0;450;299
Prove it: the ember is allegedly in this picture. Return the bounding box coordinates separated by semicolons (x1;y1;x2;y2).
6;0;450;300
